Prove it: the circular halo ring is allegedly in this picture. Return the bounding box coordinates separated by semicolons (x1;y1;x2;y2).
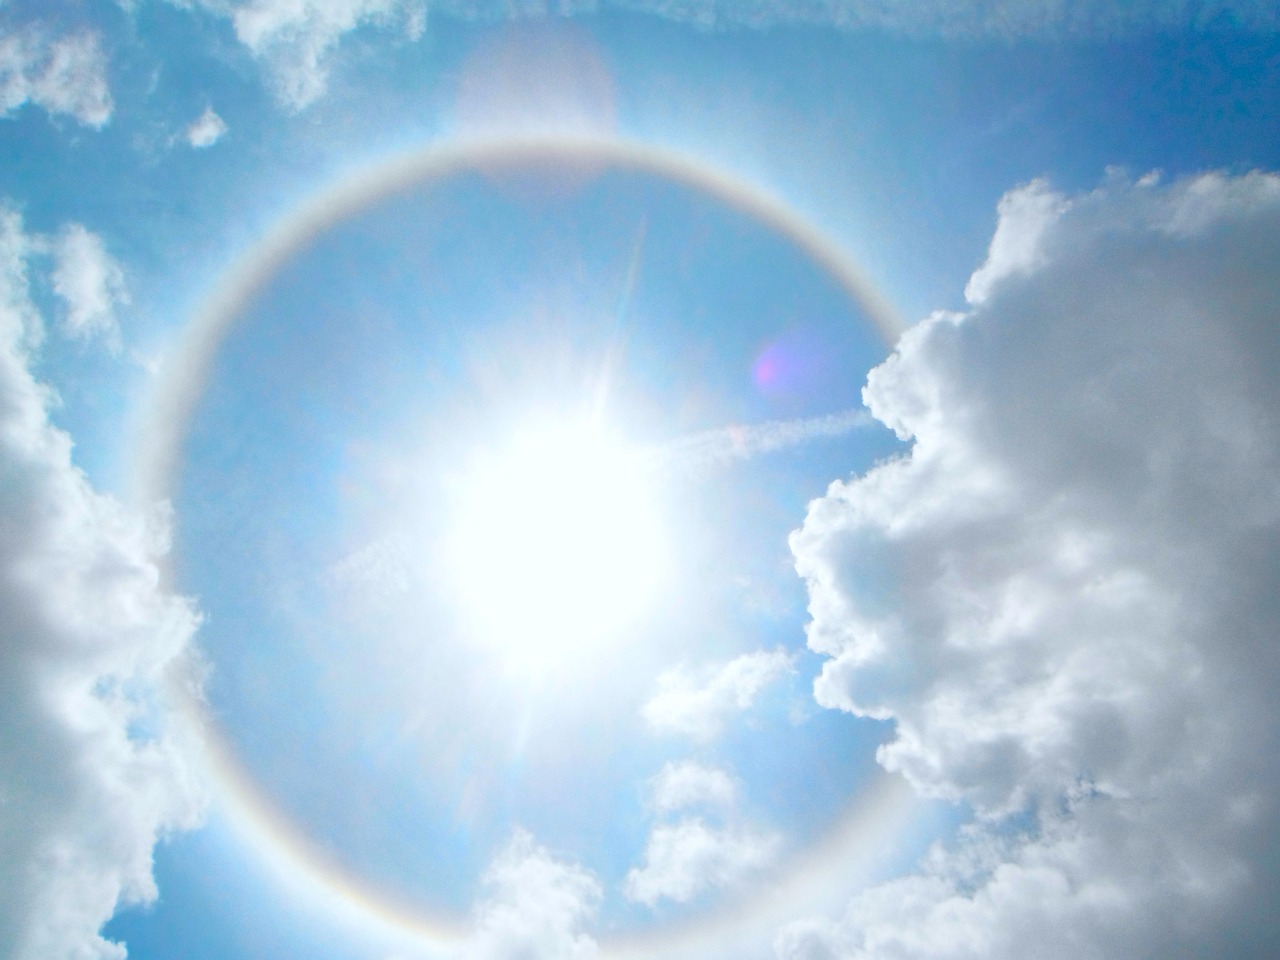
140;135;915;957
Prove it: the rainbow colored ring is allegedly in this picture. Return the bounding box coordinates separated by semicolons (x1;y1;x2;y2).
138;135;915;959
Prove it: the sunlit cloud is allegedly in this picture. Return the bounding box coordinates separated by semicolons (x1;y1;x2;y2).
628;759;780;907
642;648;795;741
9;3;1277;953
625;818;782;907
0;208;203;960
649;761;739;815
785;169;1280;958
463;829;601;960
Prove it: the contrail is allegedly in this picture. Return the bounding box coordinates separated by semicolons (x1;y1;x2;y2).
648;407;873;475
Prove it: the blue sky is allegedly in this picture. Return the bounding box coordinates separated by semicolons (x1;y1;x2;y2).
3;4;1280;960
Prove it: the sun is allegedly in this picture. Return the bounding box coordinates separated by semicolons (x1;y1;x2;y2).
445;417;669;672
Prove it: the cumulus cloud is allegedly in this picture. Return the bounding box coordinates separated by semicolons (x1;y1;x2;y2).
642;648;795;741
50;223;128;350
184;106;228;148
629;759;778;907
624;817;781;907
649;760;738;814
463;829;602;960
0;28;112;127
0;208;204;959
783;170;1280;958
962;179;1067;305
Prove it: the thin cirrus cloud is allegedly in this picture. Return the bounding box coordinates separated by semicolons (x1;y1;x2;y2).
610;0;1280;34
170;0;1280;111
782;170;1280;959
0;208;204;960
0;27;112;127
641;648;795;741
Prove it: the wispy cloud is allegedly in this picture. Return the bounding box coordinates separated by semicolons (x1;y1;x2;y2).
211;0;427;110
50;223;128;351
609;0;1280;36
174;0;1280;112
0;28;112;127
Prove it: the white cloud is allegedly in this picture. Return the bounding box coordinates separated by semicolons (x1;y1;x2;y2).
784;170;1280;958
51;223;129;350
185;106;228;148
642;648;795;741
963;179;1067;305
650;760;738;814
206;0;427;110
463;829;602;960
0;208;204;959
624;817;781;907
0;29;112;127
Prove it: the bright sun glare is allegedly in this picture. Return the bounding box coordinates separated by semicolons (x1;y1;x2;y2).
447;419;668;670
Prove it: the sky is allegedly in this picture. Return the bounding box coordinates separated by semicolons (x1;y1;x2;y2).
2;2;1280;960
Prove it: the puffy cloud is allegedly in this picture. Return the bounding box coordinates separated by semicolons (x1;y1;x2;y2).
0;28;112;127
962;179;1067;305
184;106;228;148
463;829;602;960
208;0;427;110
629;761;779;909
624;817;781;907
783;170;1280;958
50;223;128;350
642;648;795;741
649;760;738;814
0;207;204;959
